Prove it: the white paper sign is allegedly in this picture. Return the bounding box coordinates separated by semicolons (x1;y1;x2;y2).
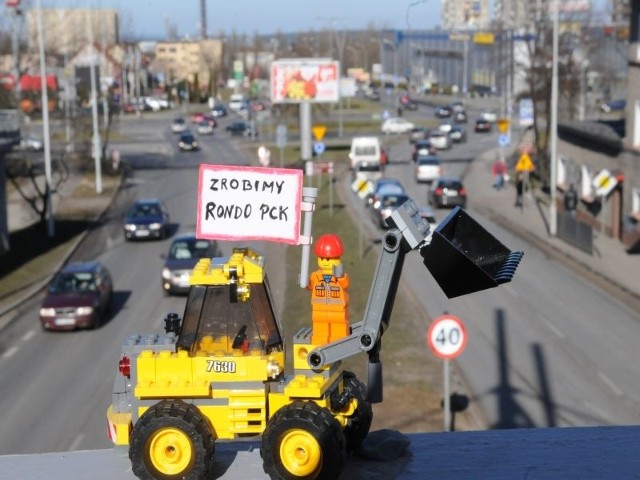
196;164;303;244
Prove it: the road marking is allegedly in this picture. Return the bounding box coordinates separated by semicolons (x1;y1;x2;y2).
598;371;623;397
68;433;84;452
543;319;565;338
1;345;19;359
22;329;36;342
542;317;565;339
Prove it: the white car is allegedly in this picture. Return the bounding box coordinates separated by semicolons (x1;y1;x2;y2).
415;155;442;183
480;110;498;123
171;118;187;133
381;117;415;134
429;130;452;150
197;121;214;135
18;135;43;151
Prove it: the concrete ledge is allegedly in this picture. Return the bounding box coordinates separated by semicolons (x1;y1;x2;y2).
3;426;640;479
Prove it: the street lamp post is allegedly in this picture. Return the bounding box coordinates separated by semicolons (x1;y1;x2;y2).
549;1;560;237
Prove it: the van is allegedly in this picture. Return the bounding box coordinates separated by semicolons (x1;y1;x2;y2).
349;136;381;170
229;93;246;112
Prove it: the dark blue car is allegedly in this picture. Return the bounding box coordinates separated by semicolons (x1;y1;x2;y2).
123;198;170;241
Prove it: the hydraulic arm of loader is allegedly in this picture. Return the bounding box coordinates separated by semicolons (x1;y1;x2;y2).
306;200;523;402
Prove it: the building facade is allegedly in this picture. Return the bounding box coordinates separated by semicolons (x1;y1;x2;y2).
26;9;119;55
154;39;222;90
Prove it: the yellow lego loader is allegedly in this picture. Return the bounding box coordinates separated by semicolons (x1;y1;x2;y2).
107;201;523;479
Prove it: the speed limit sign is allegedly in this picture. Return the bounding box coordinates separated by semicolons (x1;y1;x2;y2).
427;314;467;359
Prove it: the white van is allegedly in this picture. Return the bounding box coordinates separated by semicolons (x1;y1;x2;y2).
349;136;382;170
228;93;246;112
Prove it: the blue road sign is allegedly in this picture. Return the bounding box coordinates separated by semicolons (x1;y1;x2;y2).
498;134;510;147
313;142;325;155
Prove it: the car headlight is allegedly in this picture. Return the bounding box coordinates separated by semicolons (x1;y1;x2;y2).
162;267;171;280
40;308;56;316
179;142;185;147
76;306;94;315
124;224;136;231
149;223;162;230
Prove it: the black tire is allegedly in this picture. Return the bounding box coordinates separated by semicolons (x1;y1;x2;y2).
130;400;215;480
341;371;373;453
261;401;346;480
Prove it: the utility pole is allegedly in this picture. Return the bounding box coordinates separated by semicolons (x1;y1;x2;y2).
35;0;54;237
10;2;22;107
200;0;207;39
86;8;103;194
549;0;559;236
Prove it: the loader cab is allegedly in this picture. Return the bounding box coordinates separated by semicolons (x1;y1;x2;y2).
176;249;284;357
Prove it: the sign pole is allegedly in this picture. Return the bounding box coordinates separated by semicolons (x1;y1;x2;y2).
329;163;334;216
427;313;468;433
443;359;451;431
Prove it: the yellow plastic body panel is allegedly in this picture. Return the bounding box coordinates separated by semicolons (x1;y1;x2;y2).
106;405;131;446
134;349;284;398
190;248;265;286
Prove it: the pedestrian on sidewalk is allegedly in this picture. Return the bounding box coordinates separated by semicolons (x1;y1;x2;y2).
515;172;524;207
492;159;507;190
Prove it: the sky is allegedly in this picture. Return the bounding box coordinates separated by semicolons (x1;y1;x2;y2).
27;0;444;39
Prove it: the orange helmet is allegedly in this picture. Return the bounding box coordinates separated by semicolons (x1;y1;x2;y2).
314;233;344;258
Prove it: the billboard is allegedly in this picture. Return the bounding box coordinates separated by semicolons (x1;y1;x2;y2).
271;59;339;104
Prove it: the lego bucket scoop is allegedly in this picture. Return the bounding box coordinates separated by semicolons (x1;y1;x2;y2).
421;207;524;298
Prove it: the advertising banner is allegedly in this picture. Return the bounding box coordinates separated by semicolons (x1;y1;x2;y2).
196;164;303;244
271;59;339;103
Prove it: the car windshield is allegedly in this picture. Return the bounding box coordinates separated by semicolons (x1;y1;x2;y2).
169;239;212;260
381;195;409;207
418;157;440;165
440;180;463;189
49;272;96;293
129;203;161;217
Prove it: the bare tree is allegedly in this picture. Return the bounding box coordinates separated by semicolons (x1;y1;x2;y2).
4;150;69;231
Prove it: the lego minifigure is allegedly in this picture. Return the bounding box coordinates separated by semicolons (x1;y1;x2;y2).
308;233;350;345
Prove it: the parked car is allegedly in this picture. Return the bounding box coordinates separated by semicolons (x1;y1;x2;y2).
123;198;170;241
161;233;220;295
17;135;44;151
434;105;452;118
601;99;626;113
171;117;187;133
428;176;467;209
39;261;113;331
409;126;430;143
381;117;415;134
352;161;384;183
370;192;412;228
415;155;443;183
365;178;406;208
412;139;437;161
429;130;452;150
211;104;228;117
448;126;467;143
178;132;199;151
197;121;214;135
474;118;492;133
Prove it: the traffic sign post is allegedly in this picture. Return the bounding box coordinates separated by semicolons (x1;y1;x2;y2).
276;124;287;168
428;313;467;431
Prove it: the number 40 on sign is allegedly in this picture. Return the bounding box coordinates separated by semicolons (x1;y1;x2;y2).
427;314;467;360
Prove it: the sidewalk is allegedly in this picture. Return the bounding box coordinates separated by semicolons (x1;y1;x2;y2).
465;147;640;311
